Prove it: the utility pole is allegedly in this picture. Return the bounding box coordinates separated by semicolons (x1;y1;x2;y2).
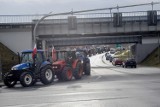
109;8;112;21
151;1;154;10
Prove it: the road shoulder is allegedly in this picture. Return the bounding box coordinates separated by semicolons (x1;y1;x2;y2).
0;80;4;87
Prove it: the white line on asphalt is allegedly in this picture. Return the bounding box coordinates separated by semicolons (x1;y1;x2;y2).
95;75;102;80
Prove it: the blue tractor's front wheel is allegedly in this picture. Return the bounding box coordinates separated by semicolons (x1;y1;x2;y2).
3;72;17;88
20;72;33;87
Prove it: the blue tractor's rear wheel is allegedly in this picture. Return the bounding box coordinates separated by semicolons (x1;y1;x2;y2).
40;65;54;85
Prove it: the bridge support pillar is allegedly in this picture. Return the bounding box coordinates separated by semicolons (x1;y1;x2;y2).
42;40;46;51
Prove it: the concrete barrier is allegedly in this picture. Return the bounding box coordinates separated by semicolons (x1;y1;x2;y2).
135;43;159;63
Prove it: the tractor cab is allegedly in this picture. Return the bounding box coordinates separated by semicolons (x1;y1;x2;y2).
57;51;76;61
53;50;76;67
21;50;45;64
11;50;45;71
75;50;88;62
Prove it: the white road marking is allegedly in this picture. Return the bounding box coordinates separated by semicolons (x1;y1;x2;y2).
95;75;102;80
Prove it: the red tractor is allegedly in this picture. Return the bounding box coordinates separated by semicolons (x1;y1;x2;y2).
52;50;84;81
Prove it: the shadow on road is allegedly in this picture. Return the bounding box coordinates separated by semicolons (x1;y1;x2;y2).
1;75;91;91
91;66;122;69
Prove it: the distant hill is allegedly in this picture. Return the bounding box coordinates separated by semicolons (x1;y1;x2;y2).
0;42;19;74
141;46;160;67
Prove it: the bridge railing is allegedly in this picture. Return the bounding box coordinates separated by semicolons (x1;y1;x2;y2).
0;10;160;24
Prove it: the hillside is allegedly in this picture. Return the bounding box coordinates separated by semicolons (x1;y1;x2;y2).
0;42;19;74
141;46;160;67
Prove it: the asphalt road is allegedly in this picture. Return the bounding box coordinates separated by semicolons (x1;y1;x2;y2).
0;53;160;107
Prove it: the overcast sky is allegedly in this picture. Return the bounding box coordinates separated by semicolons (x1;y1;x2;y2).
0;0;160;15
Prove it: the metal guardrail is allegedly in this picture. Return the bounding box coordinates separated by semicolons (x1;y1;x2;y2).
0;10;160;24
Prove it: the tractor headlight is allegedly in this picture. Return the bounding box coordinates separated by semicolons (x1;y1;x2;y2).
81;60;83;64
11;67;17;70
53;66;58;69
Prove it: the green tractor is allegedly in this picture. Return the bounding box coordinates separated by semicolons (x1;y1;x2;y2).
3;50;55;88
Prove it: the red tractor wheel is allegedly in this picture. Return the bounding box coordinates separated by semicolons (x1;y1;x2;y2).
62;67;73;81
74;62;83;80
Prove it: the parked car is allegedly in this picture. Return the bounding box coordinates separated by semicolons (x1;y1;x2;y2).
112;58;123;66
122;58;137;68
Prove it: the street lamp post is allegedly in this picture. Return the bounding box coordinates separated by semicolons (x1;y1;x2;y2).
33;12;79;46
109;8;112;21
151;1;154;10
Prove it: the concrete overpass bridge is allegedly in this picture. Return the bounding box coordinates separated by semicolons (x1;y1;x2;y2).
0;3;160;53
35;12;160;37
34;10;160;47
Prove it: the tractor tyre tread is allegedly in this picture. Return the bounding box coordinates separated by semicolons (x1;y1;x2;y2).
40;65;54;85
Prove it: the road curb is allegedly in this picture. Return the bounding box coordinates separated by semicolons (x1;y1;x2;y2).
0;81;4;87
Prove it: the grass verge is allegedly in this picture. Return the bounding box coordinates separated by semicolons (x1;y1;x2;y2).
140;47;160;67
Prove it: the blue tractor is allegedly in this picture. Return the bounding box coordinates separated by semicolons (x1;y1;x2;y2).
76;50;91;75
3;50;55;87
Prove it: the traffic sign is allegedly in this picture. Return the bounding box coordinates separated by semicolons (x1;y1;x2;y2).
116;44;121;48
